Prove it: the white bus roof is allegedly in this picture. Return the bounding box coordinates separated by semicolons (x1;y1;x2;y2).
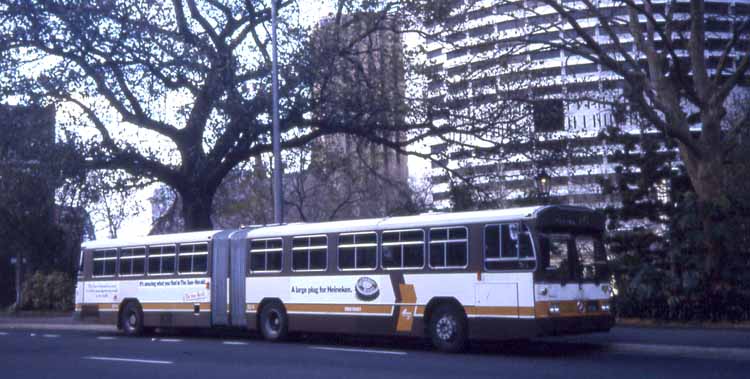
245;206;544;239
80;206;550;249
81;230;222;250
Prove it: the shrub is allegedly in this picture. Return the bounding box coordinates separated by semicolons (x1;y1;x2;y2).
20;271;74;311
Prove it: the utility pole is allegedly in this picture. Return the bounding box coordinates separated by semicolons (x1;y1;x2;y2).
271;0;283;224
14;251;22;310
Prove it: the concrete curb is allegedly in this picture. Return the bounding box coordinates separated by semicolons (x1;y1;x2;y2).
0;323;116;332
2;317;748;333
0;318;116;332
617;318;750;330
0;323;116;331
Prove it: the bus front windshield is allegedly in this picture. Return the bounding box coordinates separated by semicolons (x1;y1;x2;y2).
537;232;608;283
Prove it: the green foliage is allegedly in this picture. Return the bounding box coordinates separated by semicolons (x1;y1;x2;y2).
448;179;478;211
0;104;80;307
612;192;750;321
20;271;74;312
604;127;750;321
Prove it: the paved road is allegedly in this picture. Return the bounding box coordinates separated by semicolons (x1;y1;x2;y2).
1;323;749;379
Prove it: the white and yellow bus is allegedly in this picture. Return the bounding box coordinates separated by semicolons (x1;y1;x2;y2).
75;205;613;352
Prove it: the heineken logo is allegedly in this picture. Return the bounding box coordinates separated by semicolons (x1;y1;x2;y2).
355;277;379;301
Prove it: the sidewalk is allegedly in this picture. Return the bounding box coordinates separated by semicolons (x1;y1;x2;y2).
0;313;115;332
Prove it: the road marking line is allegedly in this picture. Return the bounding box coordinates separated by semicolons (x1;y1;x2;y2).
97;336;117;340
309;346;407;356
158;338;182;343
43;334;60;338
609;343;750;361
84;356;173;365
222;341;248;345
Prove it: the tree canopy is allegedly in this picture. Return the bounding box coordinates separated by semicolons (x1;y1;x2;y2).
0;0;438;230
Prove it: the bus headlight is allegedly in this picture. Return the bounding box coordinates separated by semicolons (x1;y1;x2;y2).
549;303;560;314
601;303;611;312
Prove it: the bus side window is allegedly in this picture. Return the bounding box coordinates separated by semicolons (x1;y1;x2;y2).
132;248;146;275
500;225;518;259
484;225;500;259
78;250;85;276
429;227;468;268
338;232;377;270
484;223;535;270
119;247;146;276
178;243;208;274
381;229;424;269
292;235;327;271
120;248;134;275
518;228;534;259
92;249;117;277
249;238;283;273
148;245;176;275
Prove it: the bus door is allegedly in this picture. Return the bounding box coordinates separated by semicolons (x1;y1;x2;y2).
229;229;250;327
210;230;234;326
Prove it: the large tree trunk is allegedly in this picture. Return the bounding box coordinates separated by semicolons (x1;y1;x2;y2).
696;156;727;284
678;144;727;285
179;188;215;231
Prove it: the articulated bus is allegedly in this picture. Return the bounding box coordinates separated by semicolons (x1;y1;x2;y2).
75;205;613;352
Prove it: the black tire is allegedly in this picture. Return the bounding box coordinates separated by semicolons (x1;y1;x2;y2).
429;304;468;353
120;302;144;336
259;302;288;342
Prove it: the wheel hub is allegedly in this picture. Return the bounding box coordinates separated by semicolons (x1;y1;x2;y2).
268;312;280;332
436;316;456;341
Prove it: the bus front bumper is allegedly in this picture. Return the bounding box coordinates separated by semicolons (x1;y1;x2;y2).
468;314;614;340
535;314;615;336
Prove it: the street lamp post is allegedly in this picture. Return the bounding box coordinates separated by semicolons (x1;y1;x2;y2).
535;169;552;204
271;0;283;224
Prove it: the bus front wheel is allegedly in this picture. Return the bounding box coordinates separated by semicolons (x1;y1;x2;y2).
120;302;144;336
429;304;468;353
259;302;288;342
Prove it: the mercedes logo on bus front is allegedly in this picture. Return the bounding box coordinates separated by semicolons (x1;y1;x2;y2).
355;277;380;301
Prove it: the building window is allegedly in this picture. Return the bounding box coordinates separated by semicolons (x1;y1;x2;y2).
178;243;208;274
484;223;535;270
119;247;146;276
92;249;117;277
496;2;521;15
148;245;176;275
249;238;283;273
496;19;524;32
447;47;469;60
429;227;468;268
533;99;565;132
655;179;670;204
427;48;443;60
468;24;494;38
338;232;378;270
292;235;328;271
468;6;494;20
446;31;466;43
529;48;560;62
382;229;425;269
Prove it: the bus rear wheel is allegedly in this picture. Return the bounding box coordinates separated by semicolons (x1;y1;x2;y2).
429;304;467;353
120;302;144;336
259;302;288;342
